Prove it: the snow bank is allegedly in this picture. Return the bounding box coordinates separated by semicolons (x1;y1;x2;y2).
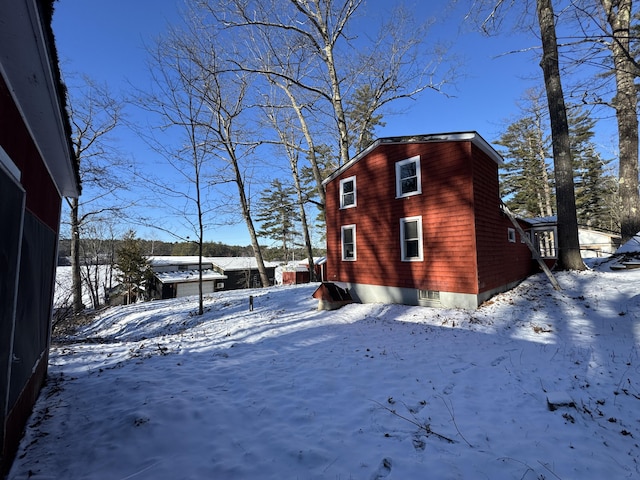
9;266;640;479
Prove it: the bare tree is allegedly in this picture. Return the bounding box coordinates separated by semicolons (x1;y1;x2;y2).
197;0;452;187
212;0;361;166
135;30;229;315
202;69;272;287
471;0;585;270
79;221;119;309
264;105;318;280
178;12;272;287
520;0;640;242
344;4;453;153
65;75;127;314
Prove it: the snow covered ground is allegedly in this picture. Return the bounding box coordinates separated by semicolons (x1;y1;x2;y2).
9;257;640;479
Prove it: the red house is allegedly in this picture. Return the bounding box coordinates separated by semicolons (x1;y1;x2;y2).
0;1;79;473
323;132;535;309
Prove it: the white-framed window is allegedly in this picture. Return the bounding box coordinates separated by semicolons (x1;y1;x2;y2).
395;156;421;198
400;216;423;261
340;176;356;208
341;224;357;261
508;228;516;243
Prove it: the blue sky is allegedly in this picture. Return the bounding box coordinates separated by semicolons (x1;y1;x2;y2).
52;0;617;246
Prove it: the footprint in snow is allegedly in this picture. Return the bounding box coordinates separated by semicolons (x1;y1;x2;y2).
371;457;392;479
491;355;508;366
452;363;475;374
407;400;427;414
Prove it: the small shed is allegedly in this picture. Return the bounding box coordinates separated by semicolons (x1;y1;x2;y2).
154;270;228;299
280;257;327;285
282;268;310;285
579;229;621;258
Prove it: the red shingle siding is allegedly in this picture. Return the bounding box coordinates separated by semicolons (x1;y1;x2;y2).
470;145;533;292
326;141;483;295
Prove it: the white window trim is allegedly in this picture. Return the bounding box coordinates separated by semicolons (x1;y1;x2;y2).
400;215;423;261
508;228;516;243
341;224;357;261
395;156;422;198
339;176;357;209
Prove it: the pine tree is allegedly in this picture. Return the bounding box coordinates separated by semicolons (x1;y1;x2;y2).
116;230;151;304
256;179;301;260
346;85;386;153
497;115;554;217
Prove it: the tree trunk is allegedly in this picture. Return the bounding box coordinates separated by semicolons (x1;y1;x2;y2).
70;197;84;314
536;0;585;270
231;155;270;287
197;241;204;315
324;45;350;166
601;0;640;243
281;83;327;210
196;154;204;315
289;151;317;282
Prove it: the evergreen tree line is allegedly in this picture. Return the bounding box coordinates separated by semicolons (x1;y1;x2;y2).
58;237;321;266
497;95;619;233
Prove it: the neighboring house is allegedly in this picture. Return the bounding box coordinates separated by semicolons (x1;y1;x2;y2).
0;1;79;474
579;229;620;257
147;256;277;298
323;132;536;309
209;257;278;290
147;256;227;300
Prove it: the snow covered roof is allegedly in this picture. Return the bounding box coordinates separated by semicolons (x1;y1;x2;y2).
147;256;210;267
523;216;556;225
208;257;279;271
155;269;227;284
148;256;279;272
298;256;327;266
616;232;640;254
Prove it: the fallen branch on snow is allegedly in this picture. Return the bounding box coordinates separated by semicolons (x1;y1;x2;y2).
371;400;456;444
